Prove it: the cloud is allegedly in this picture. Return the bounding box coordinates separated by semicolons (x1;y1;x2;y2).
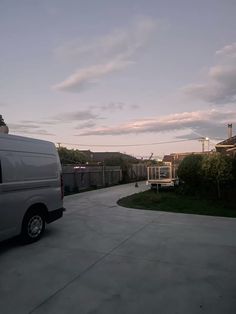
99;102;140;111
53;16;157;92
26;130;55;136
101;102;125;111
8;123;54;136
130;104;140;109
52;110;98;122
90;102;139;112
55;16;156;62
75;121;97;129
9;123;42;130
7;110;99;137
52;58;132;92
12;111;98;134
91;102;125;112
216;43;236;58
182;42;236;104
20;110;98;125
79;109;236;138
20;119;58;125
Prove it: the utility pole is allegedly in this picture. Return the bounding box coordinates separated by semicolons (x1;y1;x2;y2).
102;160;105;187
199;138;205;152
206;137;210;152
199;137;209;152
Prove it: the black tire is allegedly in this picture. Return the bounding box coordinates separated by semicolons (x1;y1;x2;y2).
21;209;45;244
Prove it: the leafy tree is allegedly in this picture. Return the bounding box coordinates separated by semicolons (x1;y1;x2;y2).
201;153;233;199
104;154;138;166
177;154;203;192
104;156;123;167
58;147;88;164
232;157;236;184
105;157;131;183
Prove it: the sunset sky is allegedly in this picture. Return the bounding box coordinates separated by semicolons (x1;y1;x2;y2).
1;0;236;158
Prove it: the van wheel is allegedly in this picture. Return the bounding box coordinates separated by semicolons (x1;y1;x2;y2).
21;209;45;244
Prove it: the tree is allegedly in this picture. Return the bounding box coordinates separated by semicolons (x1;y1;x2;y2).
57;147;88;164
0;115;6;126
232;157;236;186
201;153;233;199
105;156;131;183
0;115;9;133
177;154;203;192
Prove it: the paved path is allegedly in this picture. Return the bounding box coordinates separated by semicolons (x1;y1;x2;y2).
1;182;236;314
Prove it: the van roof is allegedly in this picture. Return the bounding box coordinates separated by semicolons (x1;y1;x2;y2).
0;133;57;155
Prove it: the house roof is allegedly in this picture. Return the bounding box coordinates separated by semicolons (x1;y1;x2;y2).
162;155;174;163
216;135;236;147
79;150;138;162
163;151;210;164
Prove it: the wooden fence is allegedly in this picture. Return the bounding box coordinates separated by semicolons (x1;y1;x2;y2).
62;163;147;194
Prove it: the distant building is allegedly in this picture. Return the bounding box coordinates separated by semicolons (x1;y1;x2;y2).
163;151;211;166
80;150;138;164
214;123;236;157
215;136;236;157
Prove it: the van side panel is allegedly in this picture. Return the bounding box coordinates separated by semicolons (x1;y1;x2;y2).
1;152;58;183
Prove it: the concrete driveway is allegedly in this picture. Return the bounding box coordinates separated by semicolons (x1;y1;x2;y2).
1;182;236;314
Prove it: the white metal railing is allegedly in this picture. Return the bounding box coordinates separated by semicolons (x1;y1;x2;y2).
147;164;178;184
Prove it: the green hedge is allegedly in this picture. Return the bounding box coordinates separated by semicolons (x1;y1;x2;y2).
177;153;236;200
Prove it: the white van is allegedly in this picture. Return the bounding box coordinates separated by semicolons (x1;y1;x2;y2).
0;133;64;243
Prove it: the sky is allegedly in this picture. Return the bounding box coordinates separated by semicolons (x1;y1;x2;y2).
1;0;236;158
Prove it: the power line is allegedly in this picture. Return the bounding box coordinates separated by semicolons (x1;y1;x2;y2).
58;138;200;148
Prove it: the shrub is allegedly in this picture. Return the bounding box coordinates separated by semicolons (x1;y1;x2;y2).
232;157;236;185
177;154;203;193
58;147;88;164
201;153;233;199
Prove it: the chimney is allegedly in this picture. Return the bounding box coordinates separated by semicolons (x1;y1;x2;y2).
228;123;232;138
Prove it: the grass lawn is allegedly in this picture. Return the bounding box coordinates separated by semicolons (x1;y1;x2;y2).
117;189;236;218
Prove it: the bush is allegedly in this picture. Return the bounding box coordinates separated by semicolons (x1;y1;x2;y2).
232;157;236;186
178;153;236;200
177;154;203;194
58;147;88;164
201;153;233;199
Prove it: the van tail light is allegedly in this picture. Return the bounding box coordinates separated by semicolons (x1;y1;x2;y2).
60;173;64;200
